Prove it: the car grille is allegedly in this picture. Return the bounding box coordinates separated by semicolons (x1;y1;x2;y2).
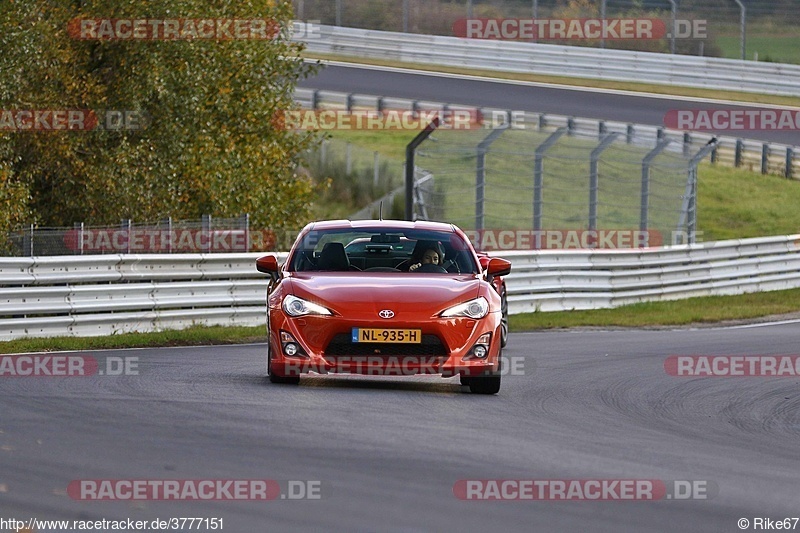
323;333;448;357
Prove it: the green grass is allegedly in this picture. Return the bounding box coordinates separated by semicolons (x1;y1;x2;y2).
698;164;800;241
0;325;266;355
510;288;800;330
716;35;800;64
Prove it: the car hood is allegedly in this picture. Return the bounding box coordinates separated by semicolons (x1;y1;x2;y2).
286;273;481;317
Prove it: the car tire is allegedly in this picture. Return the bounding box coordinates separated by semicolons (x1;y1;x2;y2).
468;374;501;394
468;354;501;394
500;287;509;348
267;342;299;385
459;375;472;386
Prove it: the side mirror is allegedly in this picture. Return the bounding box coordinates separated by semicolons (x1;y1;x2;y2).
256;255;280;274
478;254;491;271
486;257;511;278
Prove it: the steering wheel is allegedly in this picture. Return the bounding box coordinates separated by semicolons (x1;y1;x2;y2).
416;263;448;273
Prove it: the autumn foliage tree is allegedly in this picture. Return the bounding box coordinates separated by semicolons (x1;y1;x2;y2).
0;0;318;238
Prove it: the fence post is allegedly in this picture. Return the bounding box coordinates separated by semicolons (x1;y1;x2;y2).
761;144;769;174
373;151;380;188
121;219;132;254
533;128;567;232
475;126;508;231
243;213;250;252
201;214;211;253
641;139;672;246
346;142;352;174
626;124;634;144
677;141;718;244
589;133;620;233
28;224;34;257
787;148;795;179
164;217;173;253
405;117;441;220
75;222;84;255
683;132;691;157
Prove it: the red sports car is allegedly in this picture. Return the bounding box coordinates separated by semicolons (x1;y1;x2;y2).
255;219;511;394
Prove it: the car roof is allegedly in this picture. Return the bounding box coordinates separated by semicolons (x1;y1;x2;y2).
305;219;457;233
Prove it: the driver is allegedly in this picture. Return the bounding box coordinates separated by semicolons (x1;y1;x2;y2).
409;248;440;271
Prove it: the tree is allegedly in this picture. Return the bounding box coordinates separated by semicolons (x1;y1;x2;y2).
0;0;318;233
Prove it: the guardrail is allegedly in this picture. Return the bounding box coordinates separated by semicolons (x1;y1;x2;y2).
295;24;800;97
2;235;800;340
0;254;280;340
294;88;798;179
503;235;800;313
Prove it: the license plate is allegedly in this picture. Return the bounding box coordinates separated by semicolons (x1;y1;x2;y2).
352;328;422;344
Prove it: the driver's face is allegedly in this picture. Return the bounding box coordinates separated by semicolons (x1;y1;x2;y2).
422;250;439;264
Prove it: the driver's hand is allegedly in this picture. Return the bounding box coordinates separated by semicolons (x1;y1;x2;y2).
409;263;422;271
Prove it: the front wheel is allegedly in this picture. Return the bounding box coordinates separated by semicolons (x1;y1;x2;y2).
467;354;501;394
468;374;501;394
500;288;509;348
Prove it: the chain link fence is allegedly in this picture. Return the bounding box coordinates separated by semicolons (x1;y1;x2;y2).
410;117;713;249
4;215;262;257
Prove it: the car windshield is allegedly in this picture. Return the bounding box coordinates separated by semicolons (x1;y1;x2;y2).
288;227;479;274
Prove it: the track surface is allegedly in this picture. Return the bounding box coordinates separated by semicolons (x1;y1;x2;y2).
299;63;799;145
2;324;799;532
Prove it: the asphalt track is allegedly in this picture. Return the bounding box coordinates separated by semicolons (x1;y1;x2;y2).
2;323;799;532
298;62;800;145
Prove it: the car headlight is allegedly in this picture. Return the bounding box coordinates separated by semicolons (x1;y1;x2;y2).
441;297;489;319
283;295;333;317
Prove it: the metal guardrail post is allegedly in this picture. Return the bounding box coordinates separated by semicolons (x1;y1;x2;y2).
626;124;634;144
641;139;672;245
567;117;575;136
405;116;440;220
735;139;744;167
533;128;567;232
311;90;319;110
475;126;509;231
589;133;620;232
761;144;770;175
683;133;691;157
787;148;795;180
